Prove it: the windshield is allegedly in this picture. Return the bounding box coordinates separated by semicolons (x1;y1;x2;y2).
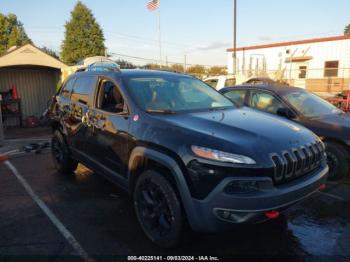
124;75;234;113
283;91;342;118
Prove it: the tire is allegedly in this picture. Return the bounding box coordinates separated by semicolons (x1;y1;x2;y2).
325;141;350;180
51;130;78;174
134;170;183;248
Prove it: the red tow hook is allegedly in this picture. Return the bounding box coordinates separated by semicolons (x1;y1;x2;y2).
265;210;280;220
319;184;326;191
0;154;9;163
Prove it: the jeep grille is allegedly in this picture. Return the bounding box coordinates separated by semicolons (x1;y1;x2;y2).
271;141;325;184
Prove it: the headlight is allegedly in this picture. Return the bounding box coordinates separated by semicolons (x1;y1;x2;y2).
191;146;256;165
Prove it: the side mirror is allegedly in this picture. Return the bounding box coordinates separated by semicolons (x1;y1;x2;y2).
277;107;296;119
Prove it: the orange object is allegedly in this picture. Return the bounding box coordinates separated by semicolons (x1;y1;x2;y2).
12;85;19;99
0;154;9;162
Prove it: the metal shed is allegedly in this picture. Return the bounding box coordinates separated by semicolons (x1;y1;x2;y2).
0;44;67;126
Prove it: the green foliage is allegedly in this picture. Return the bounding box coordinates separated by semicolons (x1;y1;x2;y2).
345;24;350;35
40;46;59;59
61;1;106;65
207;66;227;76
0;13;32;55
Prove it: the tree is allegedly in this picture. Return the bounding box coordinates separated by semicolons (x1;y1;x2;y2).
345;24;350;35
207;66;227;75
61;1;106;65
143;63;161;70
186;65;206;74
115;59;136;69
0;13;31;55
170;64;185;72
40;47;59;59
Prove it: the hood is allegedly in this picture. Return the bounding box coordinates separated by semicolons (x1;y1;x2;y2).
159;108;319;162
314;112;350;128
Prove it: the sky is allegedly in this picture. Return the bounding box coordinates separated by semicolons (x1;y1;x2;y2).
0;0;349;66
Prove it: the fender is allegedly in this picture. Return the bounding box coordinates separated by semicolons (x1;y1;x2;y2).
128;146;202;229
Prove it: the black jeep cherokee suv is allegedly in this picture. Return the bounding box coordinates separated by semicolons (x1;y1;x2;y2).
49;66;328;247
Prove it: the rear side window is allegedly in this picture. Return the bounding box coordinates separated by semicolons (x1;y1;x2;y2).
224;78;236;87
204;79;218;88
61;78;75;98
71;76;97;105
223;90;247;107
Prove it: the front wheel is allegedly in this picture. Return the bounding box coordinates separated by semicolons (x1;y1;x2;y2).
325;141;350;180
51;130;78;174
134;170;184;248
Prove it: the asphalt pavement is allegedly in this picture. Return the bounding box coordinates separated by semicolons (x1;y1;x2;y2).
0;145;350;261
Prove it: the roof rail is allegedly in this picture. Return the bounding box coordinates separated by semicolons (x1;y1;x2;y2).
77;61;121;73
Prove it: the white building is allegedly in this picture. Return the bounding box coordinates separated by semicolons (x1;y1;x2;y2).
227;35;350;93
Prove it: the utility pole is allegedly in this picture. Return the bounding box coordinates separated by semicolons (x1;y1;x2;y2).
232;0;237;75
184;54;187;72
0;95;4;146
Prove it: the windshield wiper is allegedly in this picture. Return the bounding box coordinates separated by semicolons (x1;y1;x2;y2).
145;109;177;114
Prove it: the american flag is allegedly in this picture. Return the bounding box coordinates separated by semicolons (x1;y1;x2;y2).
147;0;160;11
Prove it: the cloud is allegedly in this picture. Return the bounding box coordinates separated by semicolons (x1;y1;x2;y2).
258;36;273;41
193;41;231;51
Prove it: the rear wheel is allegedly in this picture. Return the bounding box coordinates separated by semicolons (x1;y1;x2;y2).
134;170;183;248
325;141;350;180
51;130;78;174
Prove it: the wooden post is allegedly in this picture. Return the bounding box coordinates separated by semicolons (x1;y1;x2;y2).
0;94;4;145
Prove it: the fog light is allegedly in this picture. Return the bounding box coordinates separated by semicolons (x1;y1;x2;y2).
225;180;259;194
0;154;8;162
265;210;280;219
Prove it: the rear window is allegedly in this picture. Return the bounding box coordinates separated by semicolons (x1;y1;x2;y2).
204;79;218;89
71;76;97;105
61;78;75;98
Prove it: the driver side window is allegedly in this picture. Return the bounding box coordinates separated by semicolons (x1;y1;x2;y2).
96;79;127;114
249;91;284;115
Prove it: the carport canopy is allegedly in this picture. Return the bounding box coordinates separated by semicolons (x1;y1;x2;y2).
0;44;67;69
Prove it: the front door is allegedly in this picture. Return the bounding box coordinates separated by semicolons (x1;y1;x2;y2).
86;77;131;178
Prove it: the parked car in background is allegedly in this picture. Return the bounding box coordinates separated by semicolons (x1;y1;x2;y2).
49;67;328;247
203;75;235;90
326;89;350;113
220;84;350;180
244;77;289;86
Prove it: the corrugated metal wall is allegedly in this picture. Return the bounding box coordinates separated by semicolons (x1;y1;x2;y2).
0;66;60;126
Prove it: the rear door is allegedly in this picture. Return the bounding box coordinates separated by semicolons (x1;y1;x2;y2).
68;75;98;155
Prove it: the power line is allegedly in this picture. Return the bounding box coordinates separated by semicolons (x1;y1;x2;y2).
109;52;226;67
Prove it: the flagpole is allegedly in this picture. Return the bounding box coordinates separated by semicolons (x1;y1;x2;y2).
158;1;162;67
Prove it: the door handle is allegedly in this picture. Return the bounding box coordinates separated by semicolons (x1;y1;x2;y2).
81;110;92;127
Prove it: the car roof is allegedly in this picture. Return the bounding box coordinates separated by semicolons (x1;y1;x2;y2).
73;68;191;78
221;84;306;96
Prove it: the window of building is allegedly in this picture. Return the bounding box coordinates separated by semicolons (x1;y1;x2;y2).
324;61;339;77
71;76;97;105
298;66;307;79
